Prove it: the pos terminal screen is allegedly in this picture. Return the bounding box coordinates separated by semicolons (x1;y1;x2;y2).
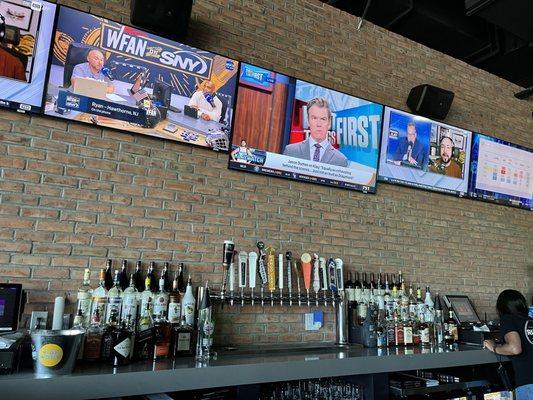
447;295;481;324
0;284;22;332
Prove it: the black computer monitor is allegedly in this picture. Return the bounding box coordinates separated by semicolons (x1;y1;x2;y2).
0;284;22;332
443;294;482;325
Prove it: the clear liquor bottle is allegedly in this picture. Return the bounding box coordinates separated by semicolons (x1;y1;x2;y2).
153;275;169;318
76;268;93;327
181;276;196;326
168;274;181;324
140;276;154;316
105;270;123;324
121;274;139;331
90;268;108;324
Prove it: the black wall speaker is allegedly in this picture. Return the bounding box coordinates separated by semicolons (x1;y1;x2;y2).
406;84;454;120
130;0;193;40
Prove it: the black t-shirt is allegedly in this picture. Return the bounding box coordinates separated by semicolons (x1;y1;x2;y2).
500;314;533;388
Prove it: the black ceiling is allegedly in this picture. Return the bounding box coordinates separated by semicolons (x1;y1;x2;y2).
324;0;533;89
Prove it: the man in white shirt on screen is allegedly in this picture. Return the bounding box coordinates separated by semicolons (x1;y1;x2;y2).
188;80;222;122
283;97;349;167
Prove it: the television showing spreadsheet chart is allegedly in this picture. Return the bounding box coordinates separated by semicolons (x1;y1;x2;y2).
469;133;532;210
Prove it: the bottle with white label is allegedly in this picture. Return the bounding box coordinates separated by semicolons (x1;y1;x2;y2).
77;268;93;327
168;274;181;324
181;276;195;326
121;274;138;330
105;270;123;324
140;276;154;316
91;269;108;324
153;275;169;318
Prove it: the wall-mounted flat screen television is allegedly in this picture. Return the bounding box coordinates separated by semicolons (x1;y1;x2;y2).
469;133;532;210
378;106;472;196
0;0;56;113
44;6;239;151
228;62;383;192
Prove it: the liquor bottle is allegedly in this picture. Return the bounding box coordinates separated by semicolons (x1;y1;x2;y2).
403;318;413;346
148;261;158;292
140;276;154;316
394;314;404;346
134;302;154;360
400;282;409;321
379;273;386;291
119;259;129;292
370;273;376;293
433;292;445;346
362;303;378;348
104;259;114;291
153;275;169;318
345;271;354;302
172;316;195;357
162;262;172;292
196;283;214;359
398;270;404;286
419;320;430;347
76;268;93;327
444;310;458;345
353;272;362;303
83;308;104;362
121;274;139;330
90;268;108;324
177;263;186;294
391;275;398;299
105;270;123;324
383;274;392;318
72;307;86;360
153;311;171;359
386;315;396;347
357;291;368;326
101;307;119;363
111;318;133;367
424;286;435;323
181;276;196;326
168;274;181;324
416;285;425;321
408;283;417;320
133;260;144;292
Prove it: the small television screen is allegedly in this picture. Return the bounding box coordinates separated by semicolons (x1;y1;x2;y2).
0;0;56;113
228;63;383;192
378;106;472;196
44;6;239;151
0;283;22;332
469;133;532;210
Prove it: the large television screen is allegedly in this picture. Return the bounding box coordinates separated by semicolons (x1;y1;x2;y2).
469;133;532;210
378;106;472;196
0;0;56;113
44;6;239;151
228;63;383;192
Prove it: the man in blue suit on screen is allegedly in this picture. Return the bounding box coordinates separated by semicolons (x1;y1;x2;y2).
283;97;349;168
391;122;428;170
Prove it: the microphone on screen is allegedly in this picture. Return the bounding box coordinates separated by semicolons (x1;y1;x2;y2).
101;67;115;81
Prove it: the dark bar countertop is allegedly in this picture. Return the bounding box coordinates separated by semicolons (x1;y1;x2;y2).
0;343;503;400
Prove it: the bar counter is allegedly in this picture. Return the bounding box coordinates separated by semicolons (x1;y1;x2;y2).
0;344;504;400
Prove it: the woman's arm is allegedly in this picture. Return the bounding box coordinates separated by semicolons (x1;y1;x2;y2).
484;332;522;356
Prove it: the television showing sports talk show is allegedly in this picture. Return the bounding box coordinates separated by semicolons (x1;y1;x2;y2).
44;6;239;151
0;0;56;113
228;63;383;192
378;106;472;196
469;133;532;210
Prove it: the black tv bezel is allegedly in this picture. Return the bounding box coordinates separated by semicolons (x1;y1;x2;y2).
40;3;241;153
377;105;474;199
228;60;385;194
468;131;532;211
0;283;23;332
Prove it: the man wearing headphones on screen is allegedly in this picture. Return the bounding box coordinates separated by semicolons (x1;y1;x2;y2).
188;80;222;122
429;136;462;178
283;97;349;167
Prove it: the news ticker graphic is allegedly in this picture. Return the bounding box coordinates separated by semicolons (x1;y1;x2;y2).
56;91;147;125
0;0;56;113
229;147;376;192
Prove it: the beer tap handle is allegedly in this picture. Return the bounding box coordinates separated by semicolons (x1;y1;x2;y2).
278;254;284;306
319;257;327;306
248;251;258;306
301;253;312;307
313;254;320;306
286;252;293;307
238;251;247;307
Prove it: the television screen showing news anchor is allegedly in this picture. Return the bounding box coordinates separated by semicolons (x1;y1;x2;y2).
228;63;383;192
44;6;239;151
0;0;56;113
378;106;472;196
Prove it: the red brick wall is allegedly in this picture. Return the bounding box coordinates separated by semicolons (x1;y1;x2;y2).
0;0;531;345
